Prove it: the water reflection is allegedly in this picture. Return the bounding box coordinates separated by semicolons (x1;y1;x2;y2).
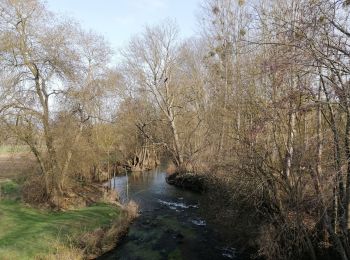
110;168;198;210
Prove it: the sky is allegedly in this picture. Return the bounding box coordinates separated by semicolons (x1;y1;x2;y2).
45;0;201;60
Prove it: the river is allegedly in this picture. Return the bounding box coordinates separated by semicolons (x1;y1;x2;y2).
98;168;242;260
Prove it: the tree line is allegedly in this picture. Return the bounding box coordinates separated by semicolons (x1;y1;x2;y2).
1;0;350;259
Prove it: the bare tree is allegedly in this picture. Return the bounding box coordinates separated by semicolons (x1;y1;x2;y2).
0;0;113;207
121;20;185;167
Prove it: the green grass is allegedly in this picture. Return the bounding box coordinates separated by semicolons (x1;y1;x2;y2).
0;180;20;199
0;200;122;259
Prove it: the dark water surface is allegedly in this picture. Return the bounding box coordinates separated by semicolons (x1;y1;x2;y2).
98;168;241;260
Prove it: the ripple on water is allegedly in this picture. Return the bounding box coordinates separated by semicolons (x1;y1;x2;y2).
191;218;207;226
221;247;236;259
157;199;198;210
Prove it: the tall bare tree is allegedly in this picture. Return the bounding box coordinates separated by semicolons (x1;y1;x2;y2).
0;0;113;206
121;20;185;167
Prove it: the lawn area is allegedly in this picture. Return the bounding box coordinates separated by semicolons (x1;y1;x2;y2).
0;200;122;259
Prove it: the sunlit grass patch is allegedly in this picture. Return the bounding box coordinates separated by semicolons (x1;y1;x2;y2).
0;200;122;259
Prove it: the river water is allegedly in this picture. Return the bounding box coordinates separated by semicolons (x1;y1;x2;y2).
98;168;241;260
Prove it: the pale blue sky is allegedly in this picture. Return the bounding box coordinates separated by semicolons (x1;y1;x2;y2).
45;0;200;59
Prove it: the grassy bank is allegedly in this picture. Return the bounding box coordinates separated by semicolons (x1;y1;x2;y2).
0;199;136;259
0;200;119;259
0;148;138;260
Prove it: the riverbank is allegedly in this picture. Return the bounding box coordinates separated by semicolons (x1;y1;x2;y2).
0;149;138;260
166;168;342;260
166;169;259;258
0;180;138;260
0;199;137;259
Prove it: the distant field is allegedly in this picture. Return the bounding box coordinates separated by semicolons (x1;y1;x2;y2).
0;145;35;181
0;145;30;155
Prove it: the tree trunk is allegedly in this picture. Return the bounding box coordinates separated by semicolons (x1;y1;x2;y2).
321;75;344;233
285;106;296;183
345;106;350;233
169;109;183;167
60;123;83;192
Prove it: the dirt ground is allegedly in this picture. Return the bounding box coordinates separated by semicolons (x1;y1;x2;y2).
0;152;36;181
